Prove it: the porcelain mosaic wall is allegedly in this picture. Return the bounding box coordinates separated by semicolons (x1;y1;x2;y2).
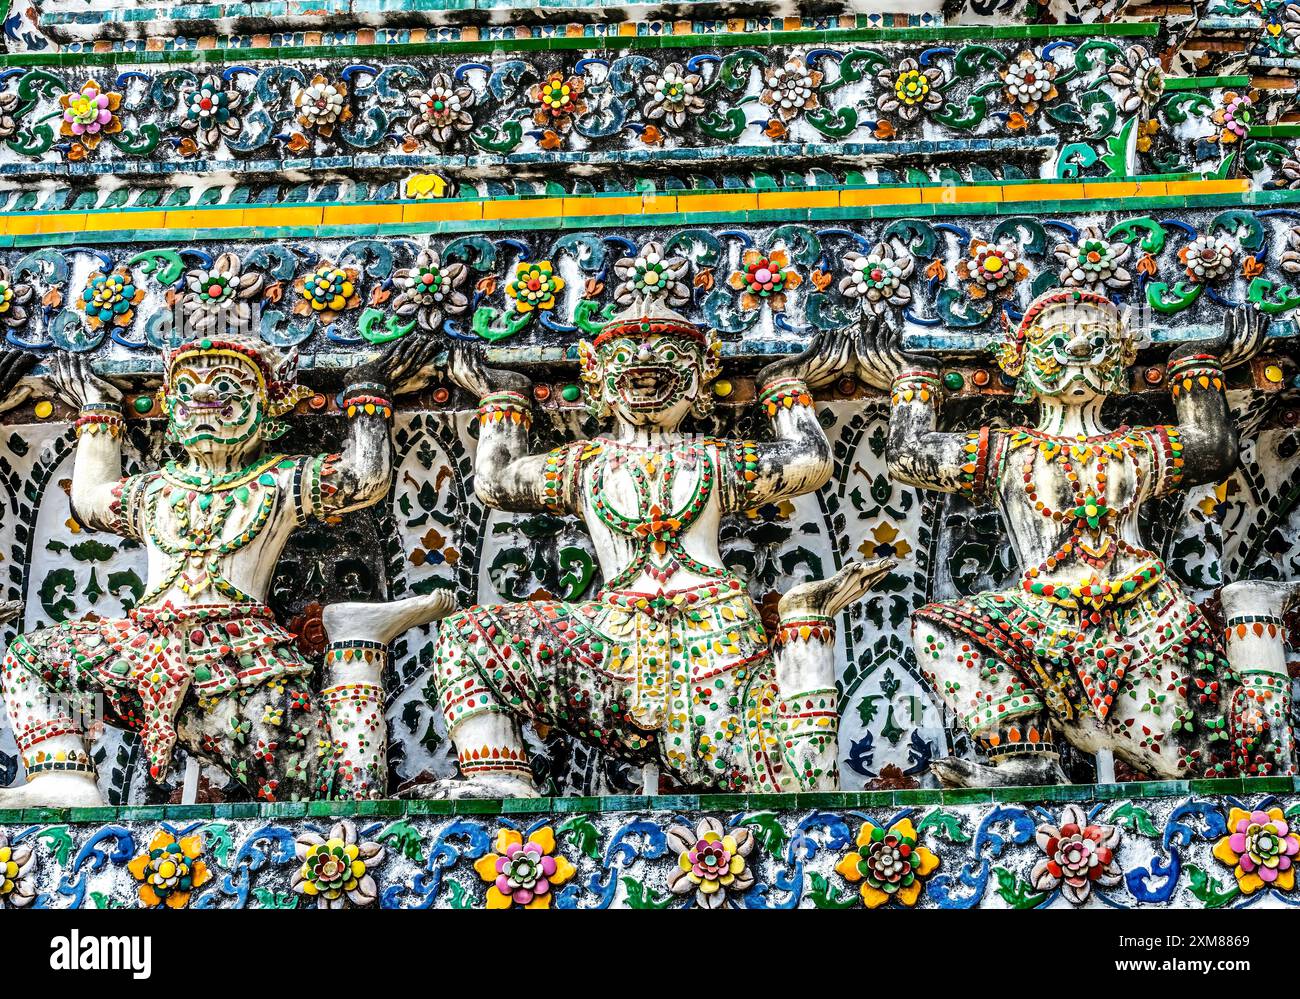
8;201;1300;356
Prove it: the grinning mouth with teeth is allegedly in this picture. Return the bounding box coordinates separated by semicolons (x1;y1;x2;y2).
177;401;236;434
613;365;682;411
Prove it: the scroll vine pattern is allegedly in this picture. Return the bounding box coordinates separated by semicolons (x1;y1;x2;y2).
6;205;1300;355
4;794;1299;908
0;39;1252;177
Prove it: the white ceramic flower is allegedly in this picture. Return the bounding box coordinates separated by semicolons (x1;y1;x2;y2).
612;241;691;307
760;57;823;122
296;75;351;135
1001;50;1058;112
840;244;915;314
1179;234;1237;283
642;63;705;130
1054;227;1133;291
1108;45;1165;113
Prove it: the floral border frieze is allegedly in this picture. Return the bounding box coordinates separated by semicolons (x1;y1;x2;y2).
0;36;1256;180
2;791;1297;908
4;200;1300;357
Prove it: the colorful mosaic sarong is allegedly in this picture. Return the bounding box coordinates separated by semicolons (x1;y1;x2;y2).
915;574;1233;748
432;576;788;791
3;602;317;782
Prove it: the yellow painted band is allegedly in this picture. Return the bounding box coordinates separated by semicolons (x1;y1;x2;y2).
0;178;1251;238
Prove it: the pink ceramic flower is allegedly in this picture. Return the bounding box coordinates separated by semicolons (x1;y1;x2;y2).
1211;91;1255;142
61;82;115;136
1215;808;1298;892
474;827;576;909
495;839;557;905
688;834;735;881
667;817;755;908
58;80;122;155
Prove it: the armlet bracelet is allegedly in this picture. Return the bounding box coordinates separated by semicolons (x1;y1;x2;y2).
1166;356;1224;398
758;377;812;415
342;393;393;419
478;391;533;427
891;370;940;406
75;409;126;438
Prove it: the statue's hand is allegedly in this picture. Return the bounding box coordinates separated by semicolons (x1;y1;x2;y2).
0;348;38;412
47;352;123;409
443;343;531;398
349;336;442;395
756;328;853;390
1171;305;1268;371
851;315;936;390
1217;304;1268;370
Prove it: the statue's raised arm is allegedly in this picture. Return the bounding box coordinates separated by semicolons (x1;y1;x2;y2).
443;343;552;513
1163;304;1267;488
851;317;983;496
46;353;128;534
738;328;852;508
319;336;441;516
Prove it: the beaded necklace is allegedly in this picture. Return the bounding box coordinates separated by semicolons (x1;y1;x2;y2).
591;438;729;590
161;453;285;492
1010;426;1161;609
143;475;278;604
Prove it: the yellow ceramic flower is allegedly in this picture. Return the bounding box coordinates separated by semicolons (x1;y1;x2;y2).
0;835;34;908
506;261;565;313
473;827;576;909
304;266;355;312
293;262;361;323
298;838;367;900
0;845;20;894
834;817;939;908
405;173;448;199
894;69;931;105
127;831;211;909
1212;806;1299;895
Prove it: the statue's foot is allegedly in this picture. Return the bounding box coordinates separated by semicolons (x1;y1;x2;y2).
930;754;1064;789
0;773;104;808
403;773;539;800
778;559;896;620
322;591;458;646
